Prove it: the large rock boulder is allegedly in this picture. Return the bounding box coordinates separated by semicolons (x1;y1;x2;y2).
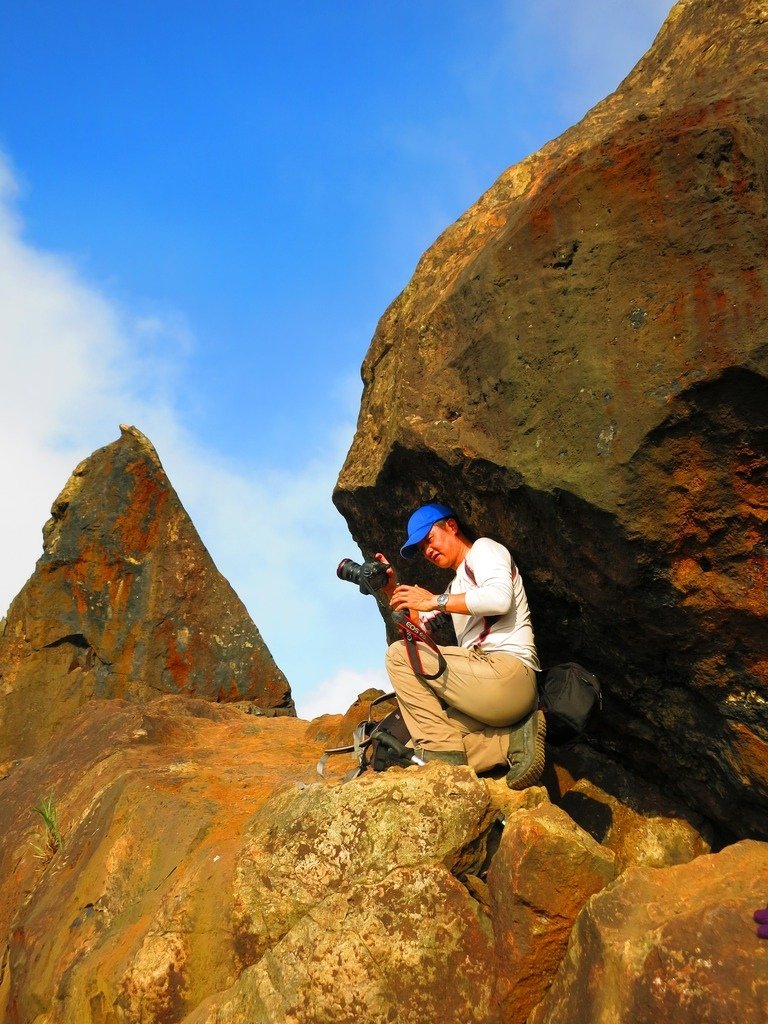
187;863;496;1024
0;704;503;1024
488;802;616;1024
0;426;293;759
191;764;499;1024
2;687;762;1024
334;0;768;838
529;840;768;1024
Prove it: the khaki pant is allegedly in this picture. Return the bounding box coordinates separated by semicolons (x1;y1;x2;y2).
385;640;537;772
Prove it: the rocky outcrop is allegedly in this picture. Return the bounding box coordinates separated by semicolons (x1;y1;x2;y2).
334;0;768;838
4;2;768;1021
0;695;562;1024
195;766;501;1023
529;841;768;1024
0;690;763;1023
0;697;323;1024
0;426;293;759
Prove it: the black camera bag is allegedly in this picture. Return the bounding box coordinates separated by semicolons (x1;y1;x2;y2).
538;662;601;745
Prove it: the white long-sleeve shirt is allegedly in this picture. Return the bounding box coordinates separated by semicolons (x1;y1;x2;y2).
421;537;540;671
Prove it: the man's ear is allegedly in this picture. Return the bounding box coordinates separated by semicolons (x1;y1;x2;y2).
445;517;459;534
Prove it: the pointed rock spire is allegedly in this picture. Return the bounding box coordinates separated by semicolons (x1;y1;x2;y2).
0;426;294;759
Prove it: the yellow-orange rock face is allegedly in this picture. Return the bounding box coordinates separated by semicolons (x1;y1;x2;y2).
0;697;330;1024
334;0;768;838
529;840;768;1024
191;764;499;1024
488;803;615;1024
0;426;293;760
0;700;504;1024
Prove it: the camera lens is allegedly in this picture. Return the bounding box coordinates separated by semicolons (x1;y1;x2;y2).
336;558;362;586
337;557;389;594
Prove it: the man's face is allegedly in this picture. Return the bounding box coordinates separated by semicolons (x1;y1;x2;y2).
418;519;463;569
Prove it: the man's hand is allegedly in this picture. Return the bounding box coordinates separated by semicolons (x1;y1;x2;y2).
390;584;437;613
373;553;397;599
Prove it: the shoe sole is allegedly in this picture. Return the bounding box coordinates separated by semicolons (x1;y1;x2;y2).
507;710;546;790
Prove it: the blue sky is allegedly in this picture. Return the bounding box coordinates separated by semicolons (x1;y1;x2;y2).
0;1;672;717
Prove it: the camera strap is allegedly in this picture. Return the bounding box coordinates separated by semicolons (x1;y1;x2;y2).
358;573;447;681
394;612;447;681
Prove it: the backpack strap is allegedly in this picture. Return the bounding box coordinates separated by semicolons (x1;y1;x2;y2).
316;693;402;776
463;555;501;647
316;719;376;777
368;691;398;715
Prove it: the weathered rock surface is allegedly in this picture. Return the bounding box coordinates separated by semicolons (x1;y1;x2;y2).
187;863;495;1024
334;0;768;838
2;688;765;1024
548;743;714;869
488;802;616;1024
0;699;504;1024
529;840;768;1024
0;697;330;1024
5;2;768;1022
190;764;499;1024
0;426;293;759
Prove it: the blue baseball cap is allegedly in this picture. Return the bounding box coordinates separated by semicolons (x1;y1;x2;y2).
400;502;455;558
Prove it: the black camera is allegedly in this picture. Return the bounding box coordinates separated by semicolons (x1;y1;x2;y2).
337;557;390;595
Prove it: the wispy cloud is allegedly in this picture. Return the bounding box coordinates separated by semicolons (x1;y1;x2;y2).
0;151;382;718
300;666;391;722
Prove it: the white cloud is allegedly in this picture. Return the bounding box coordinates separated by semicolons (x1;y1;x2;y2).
0;151;387;718
0;154;178;603
300;666;391;722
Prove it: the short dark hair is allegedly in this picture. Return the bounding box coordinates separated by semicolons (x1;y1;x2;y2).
435;516;477;543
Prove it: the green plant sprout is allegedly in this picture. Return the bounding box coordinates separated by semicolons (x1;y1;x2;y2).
32;794;64;861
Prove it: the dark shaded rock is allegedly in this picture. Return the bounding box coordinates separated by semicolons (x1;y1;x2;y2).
334;0;768;837
528;840;768;1024
547;743;714;870
0;426;293;759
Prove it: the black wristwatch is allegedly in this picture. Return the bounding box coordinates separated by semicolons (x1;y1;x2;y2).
437;593;449;612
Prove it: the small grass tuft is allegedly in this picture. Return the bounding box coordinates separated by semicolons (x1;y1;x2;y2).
32;794;64;861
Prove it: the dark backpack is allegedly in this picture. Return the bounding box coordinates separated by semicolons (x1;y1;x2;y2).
538;662;601;745
317;692;415;781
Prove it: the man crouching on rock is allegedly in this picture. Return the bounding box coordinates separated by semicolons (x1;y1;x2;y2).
375;502;545;789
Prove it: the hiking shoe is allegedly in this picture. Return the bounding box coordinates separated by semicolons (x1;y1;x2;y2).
506;709;546;790
414;747;468;766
